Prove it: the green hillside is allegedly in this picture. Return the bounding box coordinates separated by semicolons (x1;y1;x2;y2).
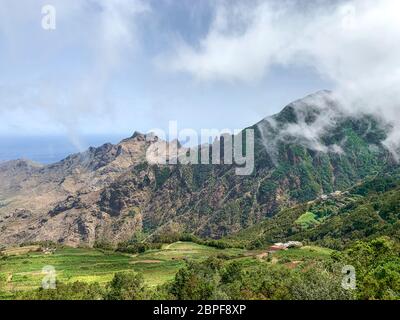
99;92;395;240
0;242;248;296
224;171;400;250
2;238;398;300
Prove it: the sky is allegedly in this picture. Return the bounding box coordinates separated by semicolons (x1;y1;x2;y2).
0;0;399;146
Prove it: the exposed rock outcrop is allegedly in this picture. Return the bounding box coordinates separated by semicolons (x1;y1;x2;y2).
0;91;396;247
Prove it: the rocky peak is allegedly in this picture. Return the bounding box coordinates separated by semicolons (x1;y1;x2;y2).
0;159;43;170
127;131;146;141
272;90;342;126
0;91;396;247
121;131;160;144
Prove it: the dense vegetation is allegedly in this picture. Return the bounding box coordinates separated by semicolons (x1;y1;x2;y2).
1;158;399;300
119;99;395;240
224;171;400;250
2;237;398;300
2;167;400;301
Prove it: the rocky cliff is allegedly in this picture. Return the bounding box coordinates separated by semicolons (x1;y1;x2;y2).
0;91;396;246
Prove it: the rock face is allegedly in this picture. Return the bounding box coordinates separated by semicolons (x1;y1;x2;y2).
0;133;156;246
0;91;397;247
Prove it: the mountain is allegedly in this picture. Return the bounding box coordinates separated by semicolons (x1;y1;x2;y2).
224;170;400;249
0;91;397;247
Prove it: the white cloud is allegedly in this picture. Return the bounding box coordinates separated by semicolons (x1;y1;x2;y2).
0;0;149;146
163;0;400;88
161;1;293;82
1;0;400;158
163;0;400;156
257;90;348;161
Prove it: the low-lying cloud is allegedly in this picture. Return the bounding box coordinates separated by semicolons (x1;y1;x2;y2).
0;0;149;147
1;0;400;158
163;0;400;157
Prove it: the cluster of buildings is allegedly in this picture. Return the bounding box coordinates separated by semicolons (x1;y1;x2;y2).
42;247;56;255
268;241;303;253
318;190;347;201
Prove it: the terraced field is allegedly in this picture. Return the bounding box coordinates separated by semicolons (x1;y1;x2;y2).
0;241;336;300
0;242;248;296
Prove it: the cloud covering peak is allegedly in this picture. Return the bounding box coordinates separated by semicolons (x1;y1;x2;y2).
163;0;400;90
1;0;400;149
162;0;400;155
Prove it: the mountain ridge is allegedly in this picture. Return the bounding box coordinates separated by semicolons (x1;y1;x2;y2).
0;91;397;247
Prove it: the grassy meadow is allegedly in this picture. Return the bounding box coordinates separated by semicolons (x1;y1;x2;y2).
0;241;339;299
0;242;253;298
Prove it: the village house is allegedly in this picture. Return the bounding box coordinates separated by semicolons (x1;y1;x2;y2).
267;241;303;253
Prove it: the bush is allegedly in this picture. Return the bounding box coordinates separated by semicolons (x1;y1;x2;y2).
16;281;104;300
341;237;400;300
106;272;147;300
221;262;242;284
0;273;7;292
116;242;162;254
169;257;223;300
291;265;354;300
94;240;115;251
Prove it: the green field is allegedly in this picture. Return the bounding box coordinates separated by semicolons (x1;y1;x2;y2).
295;211;320;228
0;241;337;299
275;245;333;260
0;242;249;295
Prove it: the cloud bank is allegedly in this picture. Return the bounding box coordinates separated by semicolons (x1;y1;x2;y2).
164;0;400;91
0;0;149;147
163;0;400;156
1;0;399;157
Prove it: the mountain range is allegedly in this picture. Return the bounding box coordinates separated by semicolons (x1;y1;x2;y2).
0;90;397;247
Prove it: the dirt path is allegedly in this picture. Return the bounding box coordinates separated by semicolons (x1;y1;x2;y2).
130;260;162;264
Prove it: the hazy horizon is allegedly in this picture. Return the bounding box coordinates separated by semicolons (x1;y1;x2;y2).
1;0;341;139
0;134;127;164
1;0;400;159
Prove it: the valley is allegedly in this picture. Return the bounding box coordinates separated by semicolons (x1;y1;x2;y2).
0;241;334;299
0;91;399;300
0;91;396;247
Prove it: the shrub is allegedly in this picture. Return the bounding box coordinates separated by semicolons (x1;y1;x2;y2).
169;257;223;300
106;272;146;300
116;242;162;254
16;281;104;300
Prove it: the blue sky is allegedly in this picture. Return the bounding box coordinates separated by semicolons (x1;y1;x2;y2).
0;0;399;142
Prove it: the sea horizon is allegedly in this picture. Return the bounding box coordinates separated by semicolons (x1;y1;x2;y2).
0;134;127;165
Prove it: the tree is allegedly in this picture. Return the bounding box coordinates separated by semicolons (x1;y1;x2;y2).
169;257;223;300
342;237;400;300
16;281;104;300
292;265;354;300
0;273;7;292
106;272;146;300
221;262;242;284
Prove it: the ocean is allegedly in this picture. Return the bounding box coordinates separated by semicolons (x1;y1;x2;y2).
0;135;126;165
